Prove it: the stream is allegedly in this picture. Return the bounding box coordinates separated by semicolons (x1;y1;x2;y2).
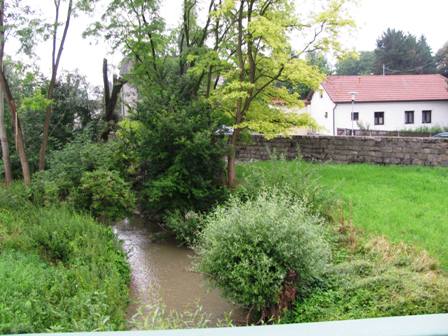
113;217;242;326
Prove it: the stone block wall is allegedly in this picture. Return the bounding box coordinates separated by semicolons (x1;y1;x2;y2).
236;135;448;166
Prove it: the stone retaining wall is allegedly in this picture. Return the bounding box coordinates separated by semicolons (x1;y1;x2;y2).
236;135;448;166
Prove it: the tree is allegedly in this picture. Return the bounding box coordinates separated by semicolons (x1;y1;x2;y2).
101;58;126;141
436;42;448;77
0;0;32;185
374;29;436;75
415;35;437;74
335;51;375;75
212;0;353;186
90;0;352;188
39;0;97;170
0;1;11;185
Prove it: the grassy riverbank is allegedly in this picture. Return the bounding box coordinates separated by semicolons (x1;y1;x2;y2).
0;184;130;333
237;160;448;322
238;161;448;269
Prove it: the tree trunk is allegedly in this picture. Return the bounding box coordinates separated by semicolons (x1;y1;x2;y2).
39;0;73;171
38;101;53;170
227;128;241;187
0;0;12;185
0;87;12;185
101;58;126;141
0;70;31;185
0;0;30;185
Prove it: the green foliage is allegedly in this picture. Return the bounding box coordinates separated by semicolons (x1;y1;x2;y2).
0;190;130;333
335;51;375;75
284;237;448;322
165;210;205;247
237;161;448;321
30;135;135;220
436;41;448;76
119;100;228;217
399;125;448;134
236;160;338;220
77;169;136;220
197;191;330;313
239;161;448;270
1;62;99;176
374;29;436;74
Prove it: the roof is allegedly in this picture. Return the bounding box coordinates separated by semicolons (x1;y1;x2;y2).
322;75;448;103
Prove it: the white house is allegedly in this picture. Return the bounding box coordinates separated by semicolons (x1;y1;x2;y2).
309;75;448;135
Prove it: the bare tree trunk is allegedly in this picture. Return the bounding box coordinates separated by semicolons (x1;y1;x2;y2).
227;127;241;187
101;58;126;141
0;86;12;185
0;1;11;185
39;83;54;171
0;70;31;185
39;0;73;171
227;0;246;187
0;0;29;185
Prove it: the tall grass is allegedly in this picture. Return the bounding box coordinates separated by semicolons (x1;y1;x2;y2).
0;184;130;333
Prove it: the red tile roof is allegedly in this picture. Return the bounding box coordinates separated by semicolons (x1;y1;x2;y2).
322;75;448;103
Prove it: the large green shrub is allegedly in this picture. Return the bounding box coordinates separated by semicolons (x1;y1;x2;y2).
119;100;228;218
197;191;330;314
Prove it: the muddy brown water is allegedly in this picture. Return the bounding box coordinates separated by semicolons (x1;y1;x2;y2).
113;217;243;326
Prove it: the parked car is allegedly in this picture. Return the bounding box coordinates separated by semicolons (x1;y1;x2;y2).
432;132;448;138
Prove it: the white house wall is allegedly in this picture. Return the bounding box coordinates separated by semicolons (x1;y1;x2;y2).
334;101;448;133
309;86;335;134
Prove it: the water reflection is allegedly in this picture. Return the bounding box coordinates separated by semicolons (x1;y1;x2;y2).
113;217;242;325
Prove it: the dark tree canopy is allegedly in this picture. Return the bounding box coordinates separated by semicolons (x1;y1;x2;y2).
436;42;448;77
335;51;375;75
374;29;436;75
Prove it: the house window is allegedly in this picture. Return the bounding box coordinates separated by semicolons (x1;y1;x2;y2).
374;112;384;125
351;112;359;121
422;110;432;124
405;111;414;124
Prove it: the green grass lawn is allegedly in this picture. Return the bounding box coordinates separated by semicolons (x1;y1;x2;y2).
238;161;448;270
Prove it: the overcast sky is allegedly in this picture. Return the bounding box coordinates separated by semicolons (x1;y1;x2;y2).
11;0;448;87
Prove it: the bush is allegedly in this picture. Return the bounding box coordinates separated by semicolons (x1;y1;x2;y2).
236;160;338;220
120;100;228;217
165;210;205;247
30;135;135;220
0;198;130;333
197;191;330;316
75;169;136;221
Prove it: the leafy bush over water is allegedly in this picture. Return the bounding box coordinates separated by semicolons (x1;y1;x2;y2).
0;185;130;333
165;210;205;247
197;191;330;317
77;169;136;220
